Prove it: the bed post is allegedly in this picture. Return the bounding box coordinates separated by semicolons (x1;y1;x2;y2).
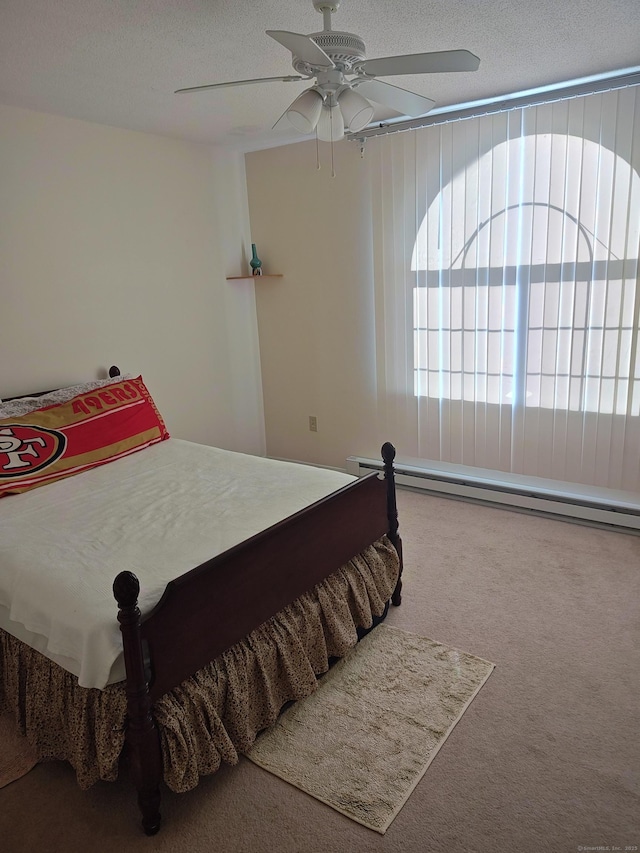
113;571;163;836
381;442;403;606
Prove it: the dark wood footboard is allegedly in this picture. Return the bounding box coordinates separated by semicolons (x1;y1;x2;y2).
113;443;402;835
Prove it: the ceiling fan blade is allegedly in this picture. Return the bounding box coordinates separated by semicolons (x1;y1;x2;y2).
266;30;335;68
175;75;304;94
354;79;435;118
357;49;480;78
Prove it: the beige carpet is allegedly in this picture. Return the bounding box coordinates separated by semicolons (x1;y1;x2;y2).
0;714;38;788
1;491;638;853
246;623;495;834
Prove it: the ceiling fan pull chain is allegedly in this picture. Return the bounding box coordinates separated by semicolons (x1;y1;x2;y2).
315;130;321;170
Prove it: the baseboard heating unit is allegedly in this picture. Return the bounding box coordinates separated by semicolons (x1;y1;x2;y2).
346;455;640;532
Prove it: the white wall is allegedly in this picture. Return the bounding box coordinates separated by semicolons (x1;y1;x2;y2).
245;139;382;470
0;104;265;455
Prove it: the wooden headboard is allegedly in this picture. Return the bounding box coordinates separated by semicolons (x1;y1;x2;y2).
3;366;121;402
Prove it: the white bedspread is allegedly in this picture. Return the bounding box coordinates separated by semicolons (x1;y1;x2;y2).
0;440;354;689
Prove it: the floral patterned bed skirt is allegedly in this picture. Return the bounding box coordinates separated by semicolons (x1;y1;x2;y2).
0;536;399;793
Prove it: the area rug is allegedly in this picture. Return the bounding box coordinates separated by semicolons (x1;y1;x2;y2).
246;624;495;833
0;714;38;788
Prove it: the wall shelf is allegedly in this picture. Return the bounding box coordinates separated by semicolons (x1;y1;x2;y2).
226;275;283;281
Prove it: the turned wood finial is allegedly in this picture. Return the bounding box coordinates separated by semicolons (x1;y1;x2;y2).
381;441;396;466
113;571;140;610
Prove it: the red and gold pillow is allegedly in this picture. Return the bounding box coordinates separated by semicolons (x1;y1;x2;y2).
0;376;169;496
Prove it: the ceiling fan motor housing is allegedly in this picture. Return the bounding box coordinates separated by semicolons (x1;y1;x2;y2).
293;31;366;74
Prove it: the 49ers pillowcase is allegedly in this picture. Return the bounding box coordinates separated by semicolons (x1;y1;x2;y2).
0;376;169;495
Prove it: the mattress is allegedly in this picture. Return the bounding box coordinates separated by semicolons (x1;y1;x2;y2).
0;439;354;689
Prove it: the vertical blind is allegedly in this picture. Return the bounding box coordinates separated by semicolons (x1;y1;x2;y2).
370;85;640;492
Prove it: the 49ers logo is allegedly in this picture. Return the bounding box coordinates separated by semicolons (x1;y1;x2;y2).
0;425;67;478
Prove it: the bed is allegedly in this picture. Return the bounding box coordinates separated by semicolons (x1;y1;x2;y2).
0;367;403;834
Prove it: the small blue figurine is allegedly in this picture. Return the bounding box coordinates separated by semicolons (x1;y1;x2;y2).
250;243;263;276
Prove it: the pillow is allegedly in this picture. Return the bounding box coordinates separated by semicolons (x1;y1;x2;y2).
0;374;133;419
0;376;169;496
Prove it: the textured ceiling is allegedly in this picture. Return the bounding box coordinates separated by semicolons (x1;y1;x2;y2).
1;0;639;152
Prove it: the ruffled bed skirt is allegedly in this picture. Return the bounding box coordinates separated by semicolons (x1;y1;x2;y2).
0;536;399;793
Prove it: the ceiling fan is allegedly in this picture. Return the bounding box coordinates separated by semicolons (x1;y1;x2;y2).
175;0;480;142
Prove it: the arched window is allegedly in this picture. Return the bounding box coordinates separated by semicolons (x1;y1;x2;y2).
412;134;640;415
371;87;640;490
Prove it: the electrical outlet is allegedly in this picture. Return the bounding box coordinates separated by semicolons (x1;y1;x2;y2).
309;416;318;432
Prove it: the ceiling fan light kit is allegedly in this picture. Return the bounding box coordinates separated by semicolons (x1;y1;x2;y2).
284;89;324;133
176;0;480;145
316;102;345;142
337;88;374;132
